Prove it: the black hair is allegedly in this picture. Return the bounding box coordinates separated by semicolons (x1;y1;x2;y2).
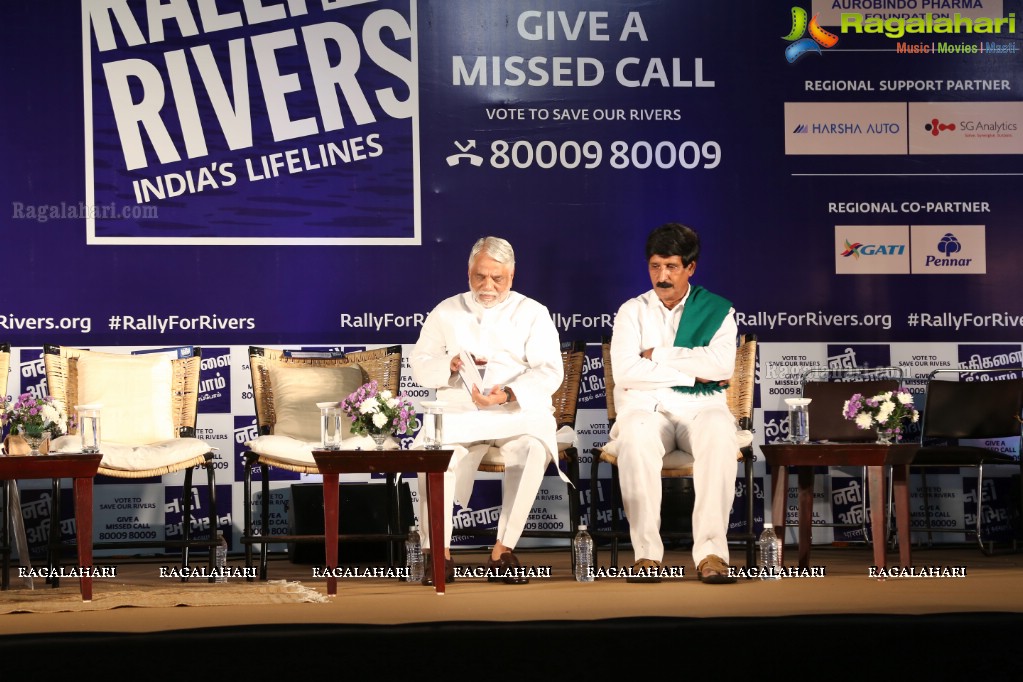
645;223;700;265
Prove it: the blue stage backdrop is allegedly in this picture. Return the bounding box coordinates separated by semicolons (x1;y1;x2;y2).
2;1;1021;553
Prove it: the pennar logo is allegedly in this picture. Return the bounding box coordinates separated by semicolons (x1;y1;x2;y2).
840;239;863;258
925;118;957;136
938;233;962;256
783;6;839;63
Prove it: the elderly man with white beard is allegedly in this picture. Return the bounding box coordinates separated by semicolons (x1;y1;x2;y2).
410;236;563;585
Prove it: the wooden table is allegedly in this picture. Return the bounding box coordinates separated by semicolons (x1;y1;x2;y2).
312;449;454;596
758;443;915;571
0;453;103;600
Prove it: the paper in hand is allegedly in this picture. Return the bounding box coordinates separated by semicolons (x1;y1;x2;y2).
457;350;487;408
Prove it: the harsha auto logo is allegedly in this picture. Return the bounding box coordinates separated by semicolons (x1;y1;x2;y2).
925;118;957;136
783;6;839;63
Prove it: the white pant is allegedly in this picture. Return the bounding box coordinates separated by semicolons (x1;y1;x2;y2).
613;401;737;565
417;435;547;550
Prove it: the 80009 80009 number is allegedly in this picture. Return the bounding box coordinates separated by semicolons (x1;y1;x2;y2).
488;139;721;170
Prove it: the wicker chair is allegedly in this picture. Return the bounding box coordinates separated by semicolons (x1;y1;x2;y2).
460;340;588;547
241;345;404;580
589;333;758;569
43;344;217;574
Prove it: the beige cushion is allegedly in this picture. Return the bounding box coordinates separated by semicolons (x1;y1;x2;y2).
50;435;211;472
76;352;174;445
268;364;364;442
246;433;400;467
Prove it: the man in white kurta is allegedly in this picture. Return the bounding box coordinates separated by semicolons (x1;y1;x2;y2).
411;237;563;583
608;223;738;584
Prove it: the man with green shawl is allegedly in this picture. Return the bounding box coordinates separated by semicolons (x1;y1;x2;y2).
607;223;739;584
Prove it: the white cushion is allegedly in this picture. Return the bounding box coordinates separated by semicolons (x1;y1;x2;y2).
76;352;175;445
268;364;365;442
246;433;400;468
600;427;752;469
50;435;211;472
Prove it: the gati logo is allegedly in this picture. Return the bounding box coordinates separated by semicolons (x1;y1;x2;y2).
925;118;957;136
840;239;905;258
783;6;839;63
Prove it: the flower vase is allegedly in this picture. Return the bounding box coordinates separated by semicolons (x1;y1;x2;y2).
371;432;389;450
875;430;895;445
23;428;48;456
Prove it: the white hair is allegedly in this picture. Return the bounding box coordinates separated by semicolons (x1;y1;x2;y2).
468;236;515;269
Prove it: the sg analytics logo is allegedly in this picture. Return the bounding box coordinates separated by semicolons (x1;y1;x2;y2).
925;118;956;136
783;6;839;63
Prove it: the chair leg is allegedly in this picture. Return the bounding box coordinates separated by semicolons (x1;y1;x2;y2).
48;477;62;588
920;468;934;546
567;451;581;573
260;471;271;581
610;465;621;568
589;452;600;570
744;453;755;568
976;463;989;555
243;453;255;580
181;467;194;582
206;457;218;580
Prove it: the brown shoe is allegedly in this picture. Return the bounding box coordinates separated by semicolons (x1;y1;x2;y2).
697;554;737;584
421;552;455;586
626;558;663;583
485;551;529;584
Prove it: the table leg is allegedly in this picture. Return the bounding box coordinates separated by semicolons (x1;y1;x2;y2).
892;464;912;567
426;472;445;595
867;466;888;570
770;465;786;565
797;467;813;569
322;474;339;597
73;475;94;602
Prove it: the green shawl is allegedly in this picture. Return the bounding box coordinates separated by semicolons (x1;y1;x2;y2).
671;285;732;396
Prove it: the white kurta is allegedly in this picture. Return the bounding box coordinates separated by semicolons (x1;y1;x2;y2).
608;288;738;565
410;290;563;548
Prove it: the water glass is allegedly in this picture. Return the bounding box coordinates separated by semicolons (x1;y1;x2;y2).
76;404;101;453
318;402;343;450
785;398;812;444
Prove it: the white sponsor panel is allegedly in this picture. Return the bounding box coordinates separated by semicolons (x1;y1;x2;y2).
909;473;966;544
909;102;1023;154
835;225;910;274
784;476;835;546
812;0;1005;25
758;342;827;411
910;224;986;274
785;102;907;155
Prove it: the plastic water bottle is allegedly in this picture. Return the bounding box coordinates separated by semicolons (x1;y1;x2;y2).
214;530;228;583
405;526;424;583
573;524;595;582
758;523;782;580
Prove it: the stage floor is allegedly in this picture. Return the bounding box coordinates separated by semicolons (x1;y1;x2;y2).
2;542;1021;635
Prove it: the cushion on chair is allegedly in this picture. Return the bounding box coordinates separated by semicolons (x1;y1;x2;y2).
76;352;175;444
50;435;211;472
246;433;400;467
268;364;365;442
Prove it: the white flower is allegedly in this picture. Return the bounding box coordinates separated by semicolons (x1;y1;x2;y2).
359;400;378;414
372;412;389;428
876;401;895;423
855;413;874;430
896;392;913;405
876;391;893;402
386;397;398;409
911;411;919;423
380;390;393;400
39;404;60;427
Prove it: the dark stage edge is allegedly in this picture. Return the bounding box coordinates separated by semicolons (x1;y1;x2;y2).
1;613;1019;676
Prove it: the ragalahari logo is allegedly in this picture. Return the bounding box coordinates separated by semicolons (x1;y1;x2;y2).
925;118;957;136
783;6;839;63
840;239;863;258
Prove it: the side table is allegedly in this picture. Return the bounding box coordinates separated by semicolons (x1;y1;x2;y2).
0;453;103;600
759;443;915;571
312;449;454;595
